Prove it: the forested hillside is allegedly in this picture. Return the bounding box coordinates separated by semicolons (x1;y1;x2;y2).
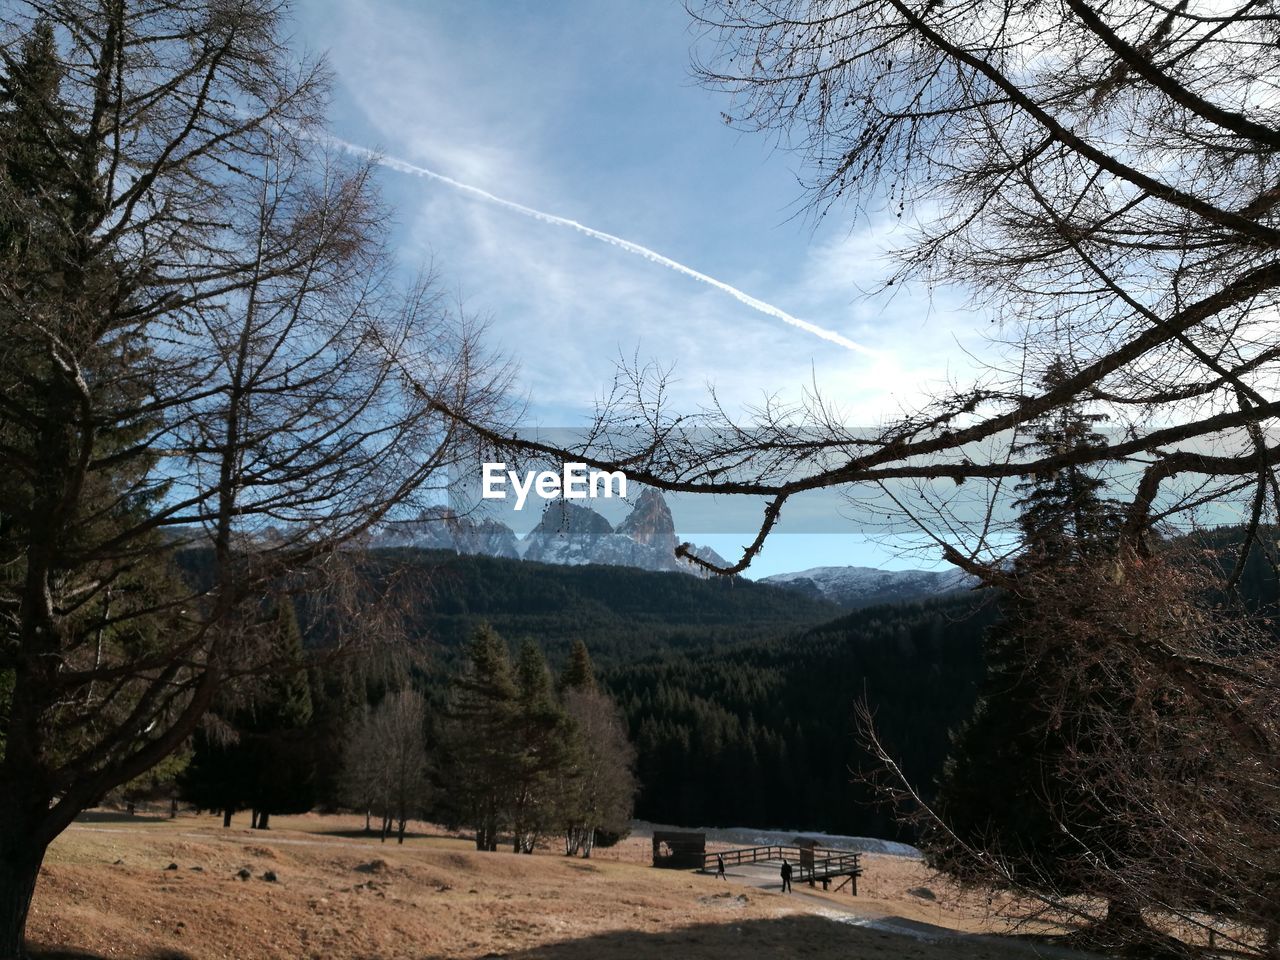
357;548;844;666
606;592;998;839
186;531;1278;846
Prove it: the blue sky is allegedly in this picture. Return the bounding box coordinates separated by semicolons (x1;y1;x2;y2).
294;0;991;576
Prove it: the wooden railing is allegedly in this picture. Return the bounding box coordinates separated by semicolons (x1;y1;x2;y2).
701;844;863;894
703;844;791;869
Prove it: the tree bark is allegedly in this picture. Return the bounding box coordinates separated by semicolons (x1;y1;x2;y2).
0;845;45;960
222;808;233;828
255;812;270;831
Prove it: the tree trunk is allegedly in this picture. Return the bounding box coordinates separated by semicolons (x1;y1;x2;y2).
222;808;233;828
250;809;258;829
255;811;270;830
0;847;45;960
364;809;371;834
1104;898;1144;930
397;817;406;845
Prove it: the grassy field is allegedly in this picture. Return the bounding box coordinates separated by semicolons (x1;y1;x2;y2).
26;811;1077;960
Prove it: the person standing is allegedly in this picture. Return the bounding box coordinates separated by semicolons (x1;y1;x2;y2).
716;855;727;880
781;860;792;893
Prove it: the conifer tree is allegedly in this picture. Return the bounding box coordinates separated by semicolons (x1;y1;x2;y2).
440;626;520;851
0;5;500;953
340;689;429;844
179;602;316;829
510;641;574;853
934;363;1138;917
560;685;636;858
560;639;597;694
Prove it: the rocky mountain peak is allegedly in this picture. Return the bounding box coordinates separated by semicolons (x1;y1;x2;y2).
531;500;615;538
616;488;676;548
375;489;726;577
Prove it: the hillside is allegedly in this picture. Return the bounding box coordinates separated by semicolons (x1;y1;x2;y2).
29;810;1070;960
607;591;999;839
361;548;843;667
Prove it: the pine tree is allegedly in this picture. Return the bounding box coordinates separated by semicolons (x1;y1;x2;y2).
560;638;597;694
934;364;1137;912
179;602;317;829
510;640;575;853
439;626;520;851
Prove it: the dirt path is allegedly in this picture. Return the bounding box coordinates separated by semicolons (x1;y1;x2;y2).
714;861;1099;960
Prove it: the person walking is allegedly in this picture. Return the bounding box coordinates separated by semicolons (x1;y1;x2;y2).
716;855;727;880
781;860;792;893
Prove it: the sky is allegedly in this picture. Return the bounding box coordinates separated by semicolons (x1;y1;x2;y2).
293;0;993;577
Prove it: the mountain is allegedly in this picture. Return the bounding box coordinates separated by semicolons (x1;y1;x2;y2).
379;506;520;558
760;565;973;609
379;490;727;576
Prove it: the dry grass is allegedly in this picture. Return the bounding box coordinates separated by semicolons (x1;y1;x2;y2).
26;812;1076;960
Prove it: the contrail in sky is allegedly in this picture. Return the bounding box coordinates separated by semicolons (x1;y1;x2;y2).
330;137;875;355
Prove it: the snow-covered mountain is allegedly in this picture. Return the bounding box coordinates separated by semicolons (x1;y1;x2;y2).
377;506;520;558
378;490;726;577
760;565;973;609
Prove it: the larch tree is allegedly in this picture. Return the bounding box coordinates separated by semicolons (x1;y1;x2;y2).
557;640;635;858
340;689;429;844
0;3;506;954
560;687;636;858
437;0;1280;582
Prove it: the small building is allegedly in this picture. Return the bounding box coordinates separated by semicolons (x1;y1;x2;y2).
651;830;706;869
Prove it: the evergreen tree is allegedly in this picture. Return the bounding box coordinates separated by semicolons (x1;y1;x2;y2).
560;638;597;693
934;366;1136;913
179;602;317;829
242;601;315;830
510;641;575;853
439;626;520;850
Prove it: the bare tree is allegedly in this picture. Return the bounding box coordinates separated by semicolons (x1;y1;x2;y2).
341;690;430;844
435;0;1280;583
560;688;636;859
859;548;1280;956
0;3;505;954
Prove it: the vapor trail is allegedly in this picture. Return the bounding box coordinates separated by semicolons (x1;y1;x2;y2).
331;138;874;355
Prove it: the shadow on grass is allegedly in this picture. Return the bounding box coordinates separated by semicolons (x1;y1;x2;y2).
74;810;170;825
414;912;1054;960
311;826;463;844
30;947;192;960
